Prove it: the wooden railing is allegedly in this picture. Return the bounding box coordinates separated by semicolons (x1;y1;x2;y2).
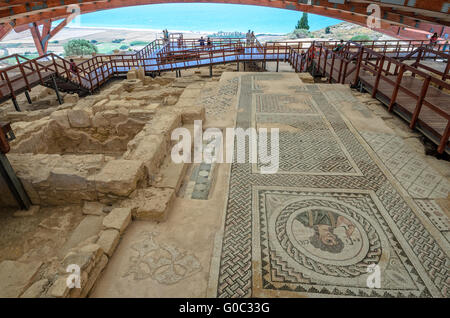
1;38;448;111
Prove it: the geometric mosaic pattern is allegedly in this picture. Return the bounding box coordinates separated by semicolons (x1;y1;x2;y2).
210;74;450;298
257;130;358;174
256;94;316;114
200;77;239;116
415;200;450;233
361;132;450;199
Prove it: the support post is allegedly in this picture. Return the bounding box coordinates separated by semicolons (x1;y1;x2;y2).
11;97;21;112
25;91;32;104
209;65;213;77
388;64;405;112
29;22;45;56
409;76;431;129
437;121;450;154
0;153;32;210
51;76;63;105
371;55;385;98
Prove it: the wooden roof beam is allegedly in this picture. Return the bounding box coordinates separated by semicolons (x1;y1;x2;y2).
0;22;13;41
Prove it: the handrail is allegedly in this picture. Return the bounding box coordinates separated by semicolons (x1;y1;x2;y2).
344;44;449;153
1;37;448;106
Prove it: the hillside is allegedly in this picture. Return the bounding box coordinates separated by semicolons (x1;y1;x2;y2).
311;22;395;41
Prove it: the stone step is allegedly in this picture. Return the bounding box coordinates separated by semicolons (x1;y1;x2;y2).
121;187;175;222
152;153;188;194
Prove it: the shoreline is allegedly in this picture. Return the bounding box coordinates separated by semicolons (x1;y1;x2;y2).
64;25;287;36
65;25;216;34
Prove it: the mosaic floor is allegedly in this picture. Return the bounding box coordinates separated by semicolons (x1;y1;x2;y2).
207;73;450;298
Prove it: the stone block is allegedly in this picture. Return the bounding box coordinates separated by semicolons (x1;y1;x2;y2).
50;110;70;128
67;109;91;128
123;187;175;221
146;112;181;136
126;69;137;80
123;78;141;92
163;95;179;106
91;99;109;114
91;112;109;128
128;109;155;122
137;67;145;81
123;135;166;181
153;160;187;193
79;244;104;264
94;159;144;197
80;254;108;298
180;106;205;124
82;202;105;216
49;276;70;298
20;279;49;298
0;260;43;297
102;208;131;233
64;93;79;104
59;215;104;257
96;229;120;257
62;251;93;272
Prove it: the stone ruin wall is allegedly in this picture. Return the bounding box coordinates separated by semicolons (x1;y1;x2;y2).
1;72;205;208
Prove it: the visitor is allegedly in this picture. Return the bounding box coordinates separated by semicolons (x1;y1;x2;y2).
178;35;183;48
163;29;169;44
207;37;212;47
443;40;448;53
430;32;438;47
199;36;205;47
333;40;345;54
69;59;78;80
246;30;251;46
250;31;255;46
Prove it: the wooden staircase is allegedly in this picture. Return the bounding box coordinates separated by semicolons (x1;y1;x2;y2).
42;74;90;97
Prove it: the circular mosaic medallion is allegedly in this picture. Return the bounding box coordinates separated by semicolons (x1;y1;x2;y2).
273;198;385;278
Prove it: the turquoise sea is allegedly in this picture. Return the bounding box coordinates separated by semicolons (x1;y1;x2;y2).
71;4;342;34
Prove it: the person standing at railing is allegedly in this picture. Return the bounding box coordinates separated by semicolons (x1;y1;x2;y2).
199;37;206;47
246;30;251;47
333;40;345;54
163;29;169;44
207;37;212;49
430;32;438;48
250;32;255;46
69;59;79;81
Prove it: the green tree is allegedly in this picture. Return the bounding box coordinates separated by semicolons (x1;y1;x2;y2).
296;13;310;30
64;39;98;56
325;26;331;34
